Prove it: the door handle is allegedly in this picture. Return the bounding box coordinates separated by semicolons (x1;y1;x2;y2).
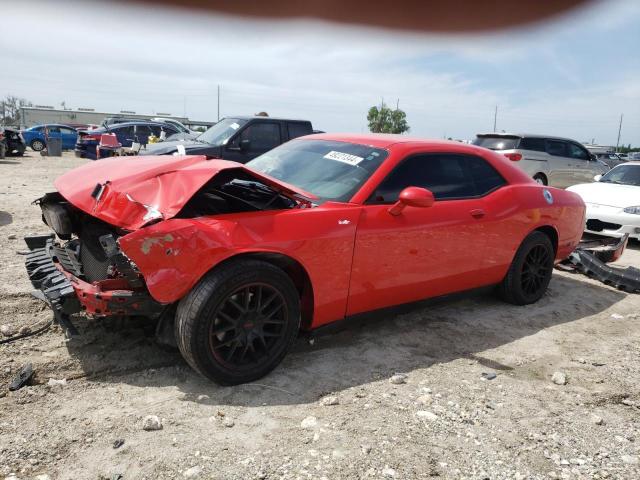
470;209;485;219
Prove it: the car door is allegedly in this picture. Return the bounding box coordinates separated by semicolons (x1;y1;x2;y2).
59;127;77;149
224;122;282;162
545;139;573;188
346;152;506;316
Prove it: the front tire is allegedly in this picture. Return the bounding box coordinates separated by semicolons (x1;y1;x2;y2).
31;139;45;152
175;259;301;385
498;231;554;305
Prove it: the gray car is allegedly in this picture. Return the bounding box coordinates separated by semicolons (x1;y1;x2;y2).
473;133;608;188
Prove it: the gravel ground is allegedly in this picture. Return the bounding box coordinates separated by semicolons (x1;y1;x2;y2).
0;151;639;480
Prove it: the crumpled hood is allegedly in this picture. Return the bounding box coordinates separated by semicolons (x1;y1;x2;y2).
567;182;640;208
54;155;317;230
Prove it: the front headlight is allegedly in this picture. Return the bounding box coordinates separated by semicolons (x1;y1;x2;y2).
623;206;640;215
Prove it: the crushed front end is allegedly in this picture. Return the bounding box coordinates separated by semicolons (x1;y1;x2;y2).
24;193;165;335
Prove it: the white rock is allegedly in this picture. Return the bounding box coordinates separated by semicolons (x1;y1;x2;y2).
36;475;51;480
300;416;318;429
621;455;638;465
551;371;567;385
321;395;339;406
592;415;604;425
389;374;407;385
183;466;203;478
416;410;438;421
382;466;396;478
611;313;624;319
142;415;163;431
47;378;67;388
196;394;210;402
223;418;235;428
0;325;16;337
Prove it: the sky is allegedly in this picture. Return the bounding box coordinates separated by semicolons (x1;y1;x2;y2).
1;0;639;146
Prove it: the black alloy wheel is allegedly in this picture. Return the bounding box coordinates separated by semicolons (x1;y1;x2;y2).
175;259;300;385
498;231;555;305
520;245;552;296
209;283;289;369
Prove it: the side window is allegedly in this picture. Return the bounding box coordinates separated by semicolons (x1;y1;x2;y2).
47;126;61;134
115;126;135;138
149;125;162;137
567;143;589;160
60;127;76;135
241;123;281;151
134;125;152;142
369;154;505;203
519;137;546;152
546;140;567;157
287;122;311;140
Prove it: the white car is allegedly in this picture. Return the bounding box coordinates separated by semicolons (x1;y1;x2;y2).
567;162;640;240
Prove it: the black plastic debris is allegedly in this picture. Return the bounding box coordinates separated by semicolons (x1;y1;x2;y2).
9;363;34;391
113;439;125;449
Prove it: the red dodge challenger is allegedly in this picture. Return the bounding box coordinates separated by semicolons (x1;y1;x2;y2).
25;134;586;384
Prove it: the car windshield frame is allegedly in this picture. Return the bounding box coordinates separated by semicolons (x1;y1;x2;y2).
599;164;640;187
246;139;389;203
196;118;249;146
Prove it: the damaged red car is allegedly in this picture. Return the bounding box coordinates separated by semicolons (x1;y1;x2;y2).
25;134;586;384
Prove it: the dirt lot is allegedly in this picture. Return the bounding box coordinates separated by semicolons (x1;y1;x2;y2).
0;151;639;480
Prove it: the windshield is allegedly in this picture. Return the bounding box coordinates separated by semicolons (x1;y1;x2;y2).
599;164;640;186
197;118;248;145
246;139;388;202
473;135;520;150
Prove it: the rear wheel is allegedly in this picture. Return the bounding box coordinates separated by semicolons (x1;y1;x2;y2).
31;139;45;152
175;259;300;385
533;173;547;185
498;231;554;305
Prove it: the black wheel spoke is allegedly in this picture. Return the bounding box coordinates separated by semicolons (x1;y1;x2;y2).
208;282;289;370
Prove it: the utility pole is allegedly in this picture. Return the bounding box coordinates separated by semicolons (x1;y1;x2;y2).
217;85;220;122
493;105;498;132
616;113;623;152
183;96;186;117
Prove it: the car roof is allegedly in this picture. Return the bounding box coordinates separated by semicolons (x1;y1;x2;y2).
476;132;582;142
303;133;471;149
225;116;311;122
104;121;169;127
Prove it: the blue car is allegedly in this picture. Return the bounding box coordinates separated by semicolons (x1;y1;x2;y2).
22;124;79;152
75;121;180;160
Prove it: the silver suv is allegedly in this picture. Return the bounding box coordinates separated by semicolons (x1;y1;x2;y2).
473;133;608;188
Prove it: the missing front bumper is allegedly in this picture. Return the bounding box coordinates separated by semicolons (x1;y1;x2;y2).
24;234;165;335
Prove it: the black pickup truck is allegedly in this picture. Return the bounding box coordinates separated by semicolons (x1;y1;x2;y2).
141;116;315;162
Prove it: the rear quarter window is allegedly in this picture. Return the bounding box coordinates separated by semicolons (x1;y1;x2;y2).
473;136;520;151
519;137;546;152
287;122;312;140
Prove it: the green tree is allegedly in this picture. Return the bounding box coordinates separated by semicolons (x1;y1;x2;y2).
367;100;409;134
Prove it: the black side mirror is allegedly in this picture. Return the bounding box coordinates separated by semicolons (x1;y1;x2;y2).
239;139;251;152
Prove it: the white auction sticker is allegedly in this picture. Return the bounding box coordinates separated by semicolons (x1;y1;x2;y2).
324;151;363;166
230;122;240;130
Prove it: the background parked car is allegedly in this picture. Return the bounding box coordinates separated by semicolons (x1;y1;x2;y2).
141;116;314;162
567;162;640;240
22;124;78;152
473;133;608;188
594;152;627;169
75;121;180;160
151;117;200;141
0;127;26;157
